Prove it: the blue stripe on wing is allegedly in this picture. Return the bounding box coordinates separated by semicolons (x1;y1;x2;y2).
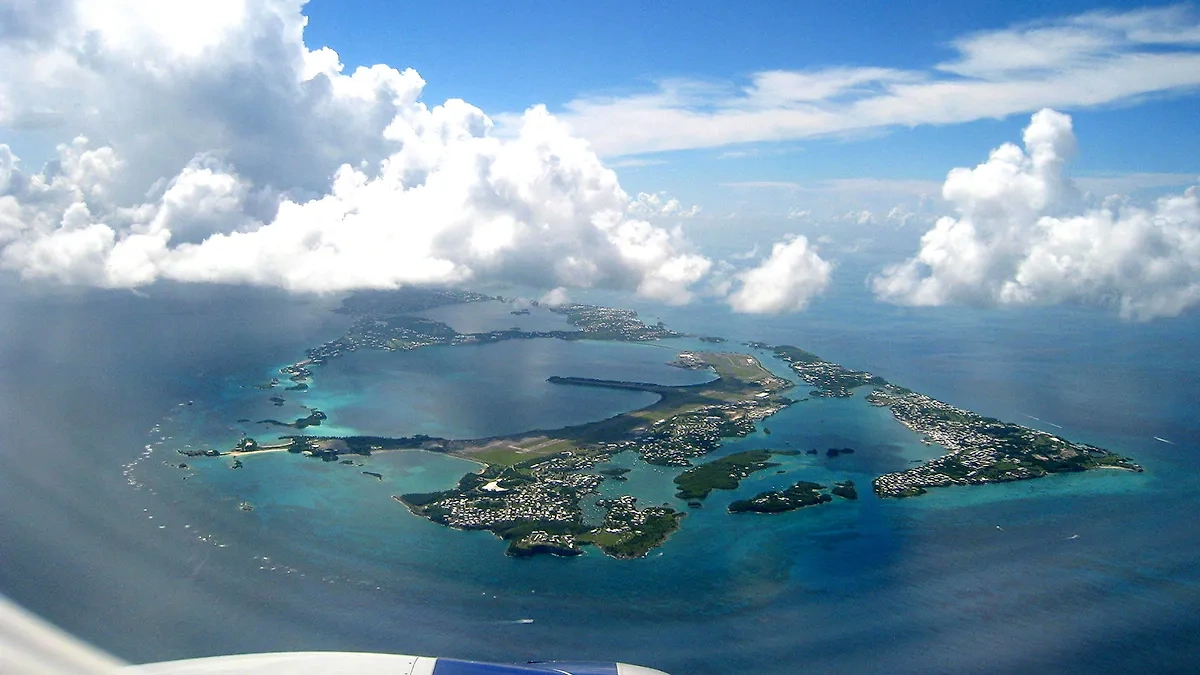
432;659;619;675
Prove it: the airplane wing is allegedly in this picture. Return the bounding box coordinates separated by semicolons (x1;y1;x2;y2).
1;596;668;675
128;653;668;674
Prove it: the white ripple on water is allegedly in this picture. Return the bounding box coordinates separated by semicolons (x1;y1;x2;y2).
122;400;400;594
124;404;241;553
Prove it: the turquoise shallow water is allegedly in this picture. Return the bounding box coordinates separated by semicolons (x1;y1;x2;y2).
2;282;1198;674
134;309;1182;625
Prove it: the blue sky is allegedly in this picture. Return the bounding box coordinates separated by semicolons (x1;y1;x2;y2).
303;0;1200;216
0;0;1197;319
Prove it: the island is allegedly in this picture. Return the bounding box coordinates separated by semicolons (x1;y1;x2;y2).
831;480;858;500
181;287;1142;559
258;409;327;430
673;450;781;501
597;467;631;481
729;481;832;514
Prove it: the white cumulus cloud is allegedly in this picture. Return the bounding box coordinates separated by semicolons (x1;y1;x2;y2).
627;192;701;218
539;286;570;307
0;0;729;305
726;236;832;314
872;109;1200;320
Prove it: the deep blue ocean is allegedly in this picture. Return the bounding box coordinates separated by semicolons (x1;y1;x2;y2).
2;267;1198;674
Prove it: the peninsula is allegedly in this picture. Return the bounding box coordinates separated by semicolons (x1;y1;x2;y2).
760;343;1141;497
867;385;1142;497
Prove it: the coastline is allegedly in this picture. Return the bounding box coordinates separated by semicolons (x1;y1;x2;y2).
166;289;1148;562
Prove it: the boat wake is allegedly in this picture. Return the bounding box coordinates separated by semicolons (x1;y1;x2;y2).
1154;436;1175;445
1021;413;1062;429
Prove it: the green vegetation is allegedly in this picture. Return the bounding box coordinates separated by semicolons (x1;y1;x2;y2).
870;384;1142;497
258;408;327;430
398;463;683;560
579;497;685;559
831;480;858;500
729;481;832;514
673;450;779;500
698;352;773;382
772;345;887;397
380;315;459;346
279;433;439;461
336;287;493;316
587;511;682;559
547;304;680;341
396;490;454;508
598;467;631;482
506;534;583;557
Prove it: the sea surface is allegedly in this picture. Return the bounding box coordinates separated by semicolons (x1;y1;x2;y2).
1;275;1199;675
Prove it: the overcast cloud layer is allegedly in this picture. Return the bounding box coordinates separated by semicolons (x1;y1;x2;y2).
873;109;1200;320
558;5;1200;156
0;0;834;310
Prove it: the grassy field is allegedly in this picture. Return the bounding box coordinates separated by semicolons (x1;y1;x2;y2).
696;351;770;382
